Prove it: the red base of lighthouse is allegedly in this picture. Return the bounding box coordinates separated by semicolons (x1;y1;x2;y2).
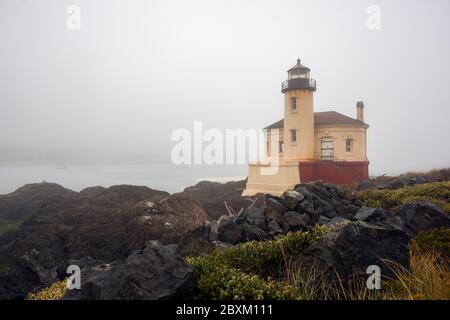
299;161;369;185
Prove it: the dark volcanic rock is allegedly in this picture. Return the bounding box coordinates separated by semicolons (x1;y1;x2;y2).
57;256;104;279
357;175;434;191
242;224;268;242
217;210;269;244
176;225;215;257
217;221;244;245
127;193;208;246
291;183;364;222
245;206;267;230
294;221;410;283
268;220;283;235
408;176;428;185
281;190;305;210
63;241;194;300
0;182;77;222
0;249;58;300
317;216;331;225
182;180;248;220
354;207;389;223
0;183;199;286
389;201;450;237
296;199;315;216
284;211;310;232
376;179;408;190
323;216;350;226
265;197;288;229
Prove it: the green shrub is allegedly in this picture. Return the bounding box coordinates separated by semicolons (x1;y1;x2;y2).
188;255;300;300
357;181;450;213
27;279;68;300
187;223;347;300
413;229;450;258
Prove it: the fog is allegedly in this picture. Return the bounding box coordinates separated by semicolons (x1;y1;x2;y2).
1;0;449;191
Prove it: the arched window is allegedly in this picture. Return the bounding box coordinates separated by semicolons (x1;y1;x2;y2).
346;138;353;153
321;137;334;160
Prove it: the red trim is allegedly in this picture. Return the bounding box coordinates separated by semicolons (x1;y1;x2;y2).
299;161;369;185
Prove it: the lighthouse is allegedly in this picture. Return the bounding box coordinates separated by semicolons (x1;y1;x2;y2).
243;59;370;196
282;59;316;161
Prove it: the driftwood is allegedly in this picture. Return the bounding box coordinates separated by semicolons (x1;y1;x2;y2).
223;201;235;216
224;197;258;217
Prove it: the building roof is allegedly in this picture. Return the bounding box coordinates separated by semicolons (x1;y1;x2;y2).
265;119;284;130
287;58;311;72
264;111;369;130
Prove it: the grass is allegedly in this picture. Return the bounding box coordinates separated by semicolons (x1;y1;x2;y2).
357;181;450;213
285;244;450;300
414;229;450;258
383;246;450;300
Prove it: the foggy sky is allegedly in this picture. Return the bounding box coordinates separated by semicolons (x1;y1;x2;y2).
1;0;450;176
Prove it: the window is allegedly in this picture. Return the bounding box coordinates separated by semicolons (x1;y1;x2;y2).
267;140;271;157
290;129;297;144
321;137;334;160
290;97;297;112
279;141;283;153
346;138;353;152
288;69;309;80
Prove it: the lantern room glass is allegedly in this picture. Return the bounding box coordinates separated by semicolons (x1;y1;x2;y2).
288;68;309;80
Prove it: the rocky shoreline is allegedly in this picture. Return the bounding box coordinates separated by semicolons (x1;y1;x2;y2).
0;173;449;300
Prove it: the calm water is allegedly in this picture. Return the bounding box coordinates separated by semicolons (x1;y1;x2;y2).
0;164;248;195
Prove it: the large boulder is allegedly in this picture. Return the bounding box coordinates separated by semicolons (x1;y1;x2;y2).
294;221;410;284
389;201;450;236
63;241;194;300
281;190;305;210
127;193;208;246
0;182;78;222
181;180;248;220
0;249;58;300
245;206;267;230
217;221;244;245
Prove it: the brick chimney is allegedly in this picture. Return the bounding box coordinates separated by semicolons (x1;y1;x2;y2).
356;101;364;122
